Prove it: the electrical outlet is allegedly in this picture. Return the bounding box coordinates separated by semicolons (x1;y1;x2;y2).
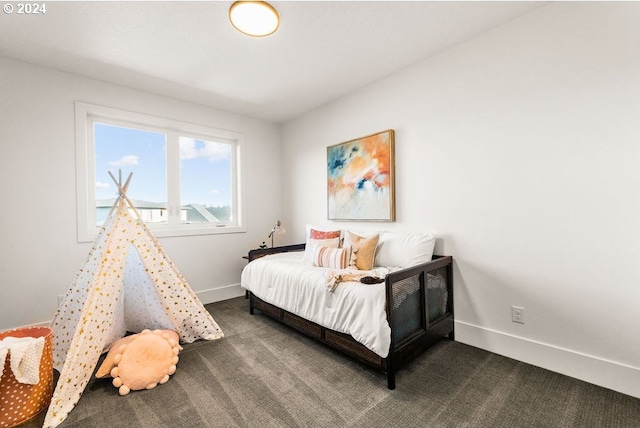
512;306;524;324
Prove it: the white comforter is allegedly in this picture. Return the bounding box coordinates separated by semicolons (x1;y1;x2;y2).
241;252;391;358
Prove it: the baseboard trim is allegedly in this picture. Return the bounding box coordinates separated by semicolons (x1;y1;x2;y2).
196;283;245;305
26;284;245;330
455;320;640;399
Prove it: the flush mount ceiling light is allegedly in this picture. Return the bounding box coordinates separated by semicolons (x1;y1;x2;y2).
229;1;280;37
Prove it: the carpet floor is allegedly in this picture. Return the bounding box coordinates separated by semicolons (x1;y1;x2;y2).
23;296;640;427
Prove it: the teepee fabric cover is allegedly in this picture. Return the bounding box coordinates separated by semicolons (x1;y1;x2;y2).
43;194;223;428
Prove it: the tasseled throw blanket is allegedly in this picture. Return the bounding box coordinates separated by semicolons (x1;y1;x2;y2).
325;268;388;292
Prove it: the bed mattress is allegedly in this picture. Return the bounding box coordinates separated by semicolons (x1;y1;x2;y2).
241;252;392;357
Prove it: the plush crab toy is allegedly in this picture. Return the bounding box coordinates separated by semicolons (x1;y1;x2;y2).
95;329;182;395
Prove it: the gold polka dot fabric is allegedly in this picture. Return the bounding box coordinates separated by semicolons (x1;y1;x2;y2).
43;200;224;428
0;327;53;428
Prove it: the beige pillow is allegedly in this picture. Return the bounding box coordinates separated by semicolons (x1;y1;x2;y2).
343;231;379;270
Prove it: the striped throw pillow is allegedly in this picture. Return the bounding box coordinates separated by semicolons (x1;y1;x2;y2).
312;246;351;269
304;237;340;262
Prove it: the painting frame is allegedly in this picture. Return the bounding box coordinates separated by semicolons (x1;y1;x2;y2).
327;129;395;222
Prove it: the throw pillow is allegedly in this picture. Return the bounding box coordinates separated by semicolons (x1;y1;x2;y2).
343;231;379;270
309;228;341;240
304;237;340;262
96;330;181;379
312;246;352;269
107;329;182;396
306;224;343;240
374;231;436;268
95;334;139;378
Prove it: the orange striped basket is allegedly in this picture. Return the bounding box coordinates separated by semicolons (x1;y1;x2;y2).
0;326;54;428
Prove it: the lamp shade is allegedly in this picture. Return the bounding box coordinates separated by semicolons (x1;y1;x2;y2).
229;1;280;37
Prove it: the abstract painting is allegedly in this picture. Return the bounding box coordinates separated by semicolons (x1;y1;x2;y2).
327;129;395;221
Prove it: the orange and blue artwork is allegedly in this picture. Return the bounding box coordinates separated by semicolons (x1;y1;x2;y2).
327;129;395;221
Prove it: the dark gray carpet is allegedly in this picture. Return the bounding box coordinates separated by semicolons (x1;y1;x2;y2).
24;297;640;427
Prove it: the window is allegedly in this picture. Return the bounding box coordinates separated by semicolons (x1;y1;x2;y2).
76;102;245;242
94;123;167;226
178;136;234;225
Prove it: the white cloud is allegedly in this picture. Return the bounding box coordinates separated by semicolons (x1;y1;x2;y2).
209;189;220;195
109;155;139;167
179;138;198;160
180;138;230;162
95;181;110;189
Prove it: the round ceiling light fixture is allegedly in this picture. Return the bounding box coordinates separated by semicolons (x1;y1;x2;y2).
229;1;280;37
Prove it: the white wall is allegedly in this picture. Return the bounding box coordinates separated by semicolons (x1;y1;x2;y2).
281;3;640;398
0;58;282;330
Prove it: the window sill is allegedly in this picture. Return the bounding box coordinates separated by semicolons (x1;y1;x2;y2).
78;224;247;243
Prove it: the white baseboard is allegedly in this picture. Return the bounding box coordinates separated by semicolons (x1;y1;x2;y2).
455;320;640;399
27;284;245;330
195;283;245;305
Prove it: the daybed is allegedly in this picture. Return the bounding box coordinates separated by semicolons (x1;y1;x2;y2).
241;230;454;390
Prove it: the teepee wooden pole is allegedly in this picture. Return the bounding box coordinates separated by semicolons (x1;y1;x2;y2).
107;170;134;216
108;170;146;221
106;171;130;218
106;172;120;219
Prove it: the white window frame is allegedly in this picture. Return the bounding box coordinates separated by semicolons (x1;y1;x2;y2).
75;101;246;242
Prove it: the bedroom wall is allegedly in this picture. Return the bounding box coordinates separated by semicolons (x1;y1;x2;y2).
0;57;282;330
281;2;640;398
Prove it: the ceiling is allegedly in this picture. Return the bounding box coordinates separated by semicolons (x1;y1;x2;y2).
0;1;547;123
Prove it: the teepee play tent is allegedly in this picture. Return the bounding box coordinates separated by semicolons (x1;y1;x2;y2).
43;172;224;428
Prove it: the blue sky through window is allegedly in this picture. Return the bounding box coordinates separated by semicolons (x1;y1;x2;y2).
94;123;233;210
94;123;167;202
179;136;232;208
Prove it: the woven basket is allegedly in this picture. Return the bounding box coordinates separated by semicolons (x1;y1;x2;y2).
0;326;53;428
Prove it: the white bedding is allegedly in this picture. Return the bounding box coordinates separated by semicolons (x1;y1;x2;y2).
241;252;392;358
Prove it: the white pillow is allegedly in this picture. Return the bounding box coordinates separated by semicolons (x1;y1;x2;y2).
304;237;340;262
374;232;436;268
